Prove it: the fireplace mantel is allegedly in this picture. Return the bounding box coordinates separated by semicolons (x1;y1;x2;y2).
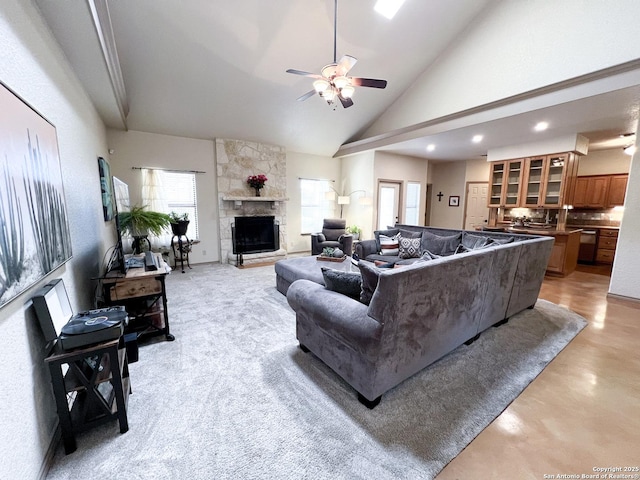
222;195;289;209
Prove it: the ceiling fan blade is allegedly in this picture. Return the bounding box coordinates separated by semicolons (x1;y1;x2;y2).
351;77;388;89
336;55;357;76
339;95;354;109
297;90;317;102
286;69;322;79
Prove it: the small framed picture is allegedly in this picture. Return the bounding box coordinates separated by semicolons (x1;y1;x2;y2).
449;195;460;207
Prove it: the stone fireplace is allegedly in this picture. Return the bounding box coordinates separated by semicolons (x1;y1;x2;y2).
216;138;287;264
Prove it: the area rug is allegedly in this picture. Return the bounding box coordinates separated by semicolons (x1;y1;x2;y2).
45;263;587;480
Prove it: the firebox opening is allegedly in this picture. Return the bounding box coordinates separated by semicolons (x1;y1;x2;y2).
232;216;280;254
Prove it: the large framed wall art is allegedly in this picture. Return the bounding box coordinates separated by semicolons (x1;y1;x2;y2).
0;81;72;309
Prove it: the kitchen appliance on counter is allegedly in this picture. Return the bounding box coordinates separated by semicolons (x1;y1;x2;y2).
578;229;597;263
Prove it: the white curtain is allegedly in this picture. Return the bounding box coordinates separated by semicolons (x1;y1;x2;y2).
141;168;171;248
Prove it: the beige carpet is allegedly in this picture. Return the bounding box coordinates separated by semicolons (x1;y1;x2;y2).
45;263;587;480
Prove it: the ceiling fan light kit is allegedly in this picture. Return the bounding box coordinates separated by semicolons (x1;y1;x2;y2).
286;0;387;109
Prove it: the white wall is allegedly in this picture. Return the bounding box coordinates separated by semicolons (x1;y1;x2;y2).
286;151;341;253
465;158;491;183
577;148;631;176
610;132;640;299
428;162;467;229
341;151;376;240
364;0;640;137
0;1;111;478
106;130;218;264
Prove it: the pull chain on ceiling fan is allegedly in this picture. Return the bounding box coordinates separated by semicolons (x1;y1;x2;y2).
286;0;388;109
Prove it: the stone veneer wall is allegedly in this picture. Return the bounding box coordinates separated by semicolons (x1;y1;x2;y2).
216;138;287;263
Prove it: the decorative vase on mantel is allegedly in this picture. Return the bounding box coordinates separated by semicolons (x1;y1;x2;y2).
247;174;268;198
254;187;262;197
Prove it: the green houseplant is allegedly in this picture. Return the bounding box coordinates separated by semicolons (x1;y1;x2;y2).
169;211;190;236
118;205;171;253
346;225;362;240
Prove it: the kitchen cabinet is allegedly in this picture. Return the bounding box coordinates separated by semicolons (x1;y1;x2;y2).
545;230;581;276
572;175;610;208
596;228;618;264
606;174;628;207
521;153;577;208
487;159;524;207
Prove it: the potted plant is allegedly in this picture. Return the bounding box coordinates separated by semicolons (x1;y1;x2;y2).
169;211;190;236
346;225;362;240
118;205;171;253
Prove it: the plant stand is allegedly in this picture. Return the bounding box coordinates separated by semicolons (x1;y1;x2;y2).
171;234;193;273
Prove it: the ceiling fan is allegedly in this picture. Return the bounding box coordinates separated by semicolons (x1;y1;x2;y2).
286;0;388;109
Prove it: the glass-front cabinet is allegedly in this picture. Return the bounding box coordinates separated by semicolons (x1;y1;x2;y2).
487;152;577;211
521;156;546;207
504;159;524;206
522;154;571;208
487;159;524;207
488;162;507;207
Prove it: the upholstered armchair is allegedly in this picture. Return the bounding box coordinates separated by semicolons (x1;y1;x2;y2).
311;218;353;255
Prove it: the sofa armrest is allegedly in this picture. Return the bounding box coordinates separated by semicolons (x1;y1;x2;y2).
287;280;382;355
355;239;378;259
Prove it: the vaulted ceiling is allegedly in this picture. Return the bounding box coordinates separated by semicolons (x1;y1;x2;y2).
36;0;640;161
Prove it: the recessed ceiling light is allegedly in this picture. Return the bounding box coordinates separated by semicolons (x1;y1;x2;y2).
534;121;549;131
374;0;406;19
472;135;483;143
426;144;435;152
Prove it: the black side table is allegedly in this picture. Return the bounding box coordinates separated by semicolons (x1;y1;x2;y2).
45;338;130;454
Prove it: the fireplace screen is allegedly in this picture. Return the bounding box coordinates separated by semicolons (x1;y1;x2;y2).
232;216;279;254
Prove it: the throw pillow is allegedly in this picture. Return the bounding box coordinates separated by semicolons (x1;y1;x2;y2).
321;267;362;299
374;228;399;252
373;260;395;268
398;229;422;239
490;236;515;245
420;250;441;261
461;232;491;250
379;233;400;256
398;235;422;259
358;261;381;305
421;231;462;256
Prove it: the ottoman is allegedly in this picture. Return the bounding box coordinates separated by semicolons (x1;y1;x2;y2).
274;256;359;295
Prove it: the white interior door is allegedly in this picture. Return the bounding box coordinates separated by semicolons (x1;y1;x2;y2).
378;181;401;229
464;182;489;230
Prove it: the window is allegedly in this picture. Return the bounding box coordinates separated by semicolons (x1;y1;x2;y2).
300;179;334;234
405;182;421;225
162;172;199;239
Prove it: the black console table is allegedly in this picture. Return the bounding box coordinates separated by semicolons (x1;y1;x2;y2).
45;338;130;454
100;254;174;342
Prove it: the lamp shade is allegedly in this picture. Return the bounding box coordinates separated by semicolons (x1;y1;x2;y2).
337;196;350;205
313;79;329;93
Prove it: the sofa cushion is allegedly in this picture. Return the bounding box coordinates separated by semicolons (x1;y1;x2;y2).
398;235;422;259
321;267;362;299
421;231;462;256
358;261;381;305
374;228;400;251
398;229;422;239
379;233;400;255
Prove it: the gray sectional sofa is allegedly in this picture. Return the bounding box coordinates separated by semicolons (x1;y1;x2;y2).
283;225;554;408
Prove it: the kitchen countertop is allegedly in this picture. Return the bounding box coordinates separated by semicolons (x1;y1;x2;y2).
566;224;620;231
504;226;582;236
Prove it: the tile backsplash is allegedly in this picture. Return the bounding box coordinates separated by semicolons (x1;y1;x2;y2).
567;208;623;226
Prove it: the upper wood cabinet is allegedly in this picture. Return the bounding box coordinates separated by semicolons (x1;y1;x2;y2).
570;174;628;208
572;175;610;208
487;159;524;207
607;174;628;207
521;153;576;208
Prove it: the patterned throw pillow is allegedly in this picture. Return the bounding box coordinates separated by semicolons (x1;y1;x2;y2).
379;233;400;256
398;236;422;259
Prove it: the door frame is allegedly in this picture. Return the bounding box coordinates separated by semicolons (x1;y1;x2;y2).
377;179;403;229
463;181;489;230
